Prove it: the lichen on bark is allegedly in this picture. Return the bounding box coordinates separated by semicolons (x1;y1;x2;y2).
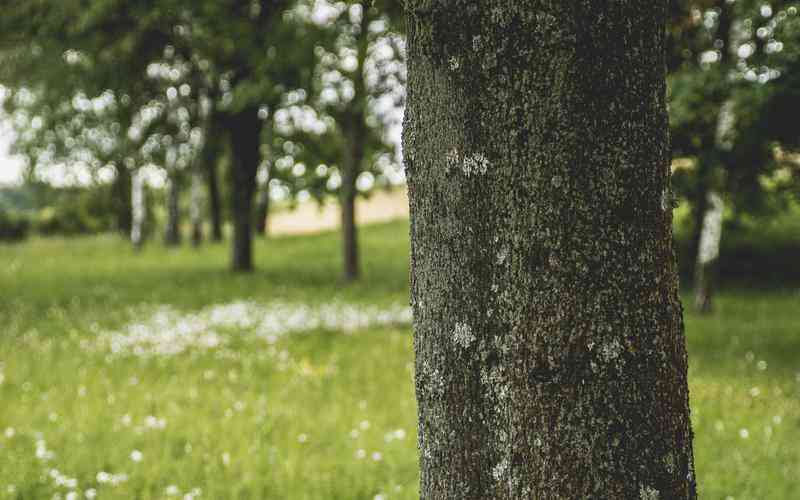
404;1;696;498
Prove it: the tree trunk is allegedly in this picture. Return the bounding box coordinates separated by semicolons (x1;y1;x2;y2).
227;106;263;272
255;117;273;237
339;3;370;282
340;135;360;282
694;191;724;314
254;183;271;237
689;161;711;277
163;174;181;246
691;3;734;312
694;96;734;313
204;116;225;242
112;165;133;236
190;169;204;247
403;3;696;499
131;169;146;251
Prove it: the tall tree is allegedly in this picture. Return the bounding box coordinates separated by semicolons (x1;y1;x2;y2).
254;114;274;237
200;108;226;242
403;2;695;498
189;169;205;247
669;0;800;311
300;0;406;281
182;0;311;271
224;104;263;271
163;170;182;246
131;168;147;250
337;1;370;281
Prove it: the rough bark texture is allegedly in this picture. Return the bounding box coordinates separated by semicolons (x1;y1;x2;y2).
227;106;263;272
339;3;370;282
403;2;696;499
163;174;181;247
131;170;146;251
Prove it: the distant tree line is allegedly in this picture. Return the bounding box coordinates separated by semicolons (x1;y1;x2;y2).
1;0;798;295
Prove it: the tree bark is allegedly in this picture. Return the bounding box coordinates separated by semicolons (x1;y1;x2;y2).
339;2;370;282
254;117;273;237
694;191;724;313
130;169;146;251
403;2;696;499
163;173;181;246
340;131;361;282
112;164;133;236
203;115;225;242
692;2;734;312
227;106;263;272
254;179;271;237
689;159;711;276
190;169;204;247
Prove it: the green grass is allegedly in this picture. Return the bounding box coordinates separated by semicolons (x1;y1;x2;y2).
1;220;799;499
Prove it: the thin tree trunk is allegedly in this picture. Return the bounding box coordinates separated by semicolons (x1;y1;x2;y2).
689;162;711;276
255;117;273;237
339;3;370;282
203;115;224;242
112;165;133;236
163;173;181;246
694;191;724;313
227;106;263;272
254;183;271;237
692;3;734;312
404;2;695;498
190;169;204;247
131;169;146;251
340;135;360;282
694;96;734;312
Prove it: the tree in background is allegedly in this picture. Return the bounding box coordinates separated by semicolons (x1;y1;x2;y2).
0;0;189;232
199;104;227;243
177;0;318;271
0;0;315;270
289;0;405;280
404;1;695;496
669;0;800;311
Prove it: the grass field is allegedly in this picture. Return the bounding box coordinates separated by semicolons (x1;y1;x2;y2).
1;219;799;499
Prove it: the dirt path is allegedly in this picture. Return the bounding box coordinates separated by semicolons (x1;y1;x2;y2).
269;188;409;235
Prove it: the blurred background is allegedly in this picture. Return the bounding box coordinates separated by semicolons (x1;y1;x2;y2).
0;1;798;499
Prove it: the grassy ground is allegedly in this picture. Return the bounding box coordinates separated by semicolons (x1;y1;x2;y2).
1;219;799;499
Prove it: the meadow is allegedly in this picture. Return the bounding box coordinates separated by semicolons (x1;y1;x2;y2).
0;218;798;500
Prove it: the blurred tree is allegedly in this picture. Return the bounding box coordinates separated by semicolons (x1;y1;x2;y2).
285;0;406;281
0;209;30;242
668;0;800;312
751;2;800;194
199;106;227;242
0;0;185;235
177;0;315;271
405;1;694;497
254;115;275;237
189;168;205;247
0;0;316;271
131;169;147;250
